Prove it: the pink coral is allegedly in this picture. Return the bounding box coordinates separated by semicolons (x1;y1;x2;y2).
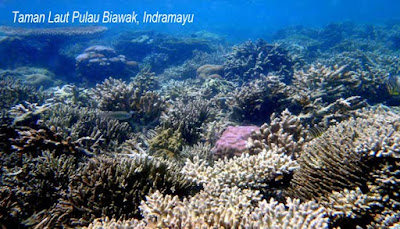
212;126;259;159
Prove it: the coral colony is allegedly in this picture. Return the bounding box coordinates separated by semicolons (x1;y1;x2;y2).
1;22;400;229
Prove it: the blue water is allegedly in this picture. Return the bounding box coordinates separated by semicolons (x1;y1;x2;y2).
1;0;399;41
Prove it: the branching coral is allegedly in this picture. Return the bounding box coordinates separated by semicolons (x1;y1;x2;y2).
41;103;134;152
322;187;382;222
182;148;298;193
0;150;80;228
0;74;45;112
91;77;164;128
290;59;388;106
297;96;367;127
224;39;296;84
160;97;215;145
289;106;400;201
86;181;329;229
227;75;287;123
248;109;306;158
28;152;193;228
45;84;92;107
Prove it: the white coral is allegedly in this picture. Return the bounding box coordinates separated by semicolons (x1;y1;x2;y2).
182;148;298;188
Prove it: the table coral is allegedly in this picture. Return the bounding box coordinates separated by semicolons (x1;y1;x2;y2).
76;45;138;84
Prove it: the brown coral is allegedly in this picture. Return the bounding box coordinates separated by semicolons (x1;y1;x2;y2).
289;106;400;201
91;77;164;128
28;153;192;228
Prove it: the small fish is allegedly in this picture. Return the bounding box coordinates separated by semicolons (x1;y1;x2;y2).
274;174;285;182
386;75;400;96
307;126;326;139
102;111;133;121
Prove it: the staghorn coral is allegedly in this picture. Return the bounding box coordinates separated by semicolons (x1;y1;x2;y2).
91;77;164;128
160;97;215;145
224;39;296;84
159;79;199;101
4;103;96;164
42;103;134;152
45;84;92;106
130;69;160;92
366;211;400;229
180;142;214;165
247;109;306;158
8;102;51;126
0;150;80;228
227;74;287;123
319;51;389;101
29;153;192;228
85;217;143;229
0;74;45;111
291;64;361;103
201;78;237;99
290;60;388;107
297;96;368;127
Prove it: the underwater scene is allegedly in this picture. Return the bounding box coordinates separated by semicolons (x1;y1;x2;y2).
2;0;400;228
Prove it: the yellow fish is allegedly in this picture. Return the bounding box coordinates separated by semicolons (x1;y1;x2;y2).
386;75;400;96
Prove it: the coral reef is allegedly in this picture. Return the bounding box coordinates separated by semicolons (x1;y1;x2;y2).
3;22;400;229
0;151;79;228
182;148;298;192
